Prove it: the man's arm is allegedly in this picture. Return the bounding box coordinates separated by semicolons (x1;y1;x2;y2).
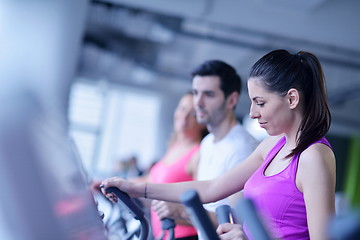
151;200;193;226
151;200;221;228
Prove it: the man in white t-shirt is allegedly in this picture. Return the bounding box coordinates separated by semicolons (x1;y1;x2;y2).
152;60;258;239
198;123;258;213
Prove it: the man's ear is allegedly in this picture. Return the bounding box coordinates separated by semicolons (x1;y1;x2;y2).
226;92;239;110
287;88;300;109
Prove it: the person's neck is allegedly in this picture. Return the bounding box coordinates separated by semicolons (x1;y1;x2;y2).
283;113;303;150
208;114;238;143
283;134;297;150
175;132;200;146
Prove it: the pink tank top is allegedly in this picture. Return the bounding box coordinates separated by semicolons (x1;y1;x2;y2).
243;137;332;240
149;145;200;239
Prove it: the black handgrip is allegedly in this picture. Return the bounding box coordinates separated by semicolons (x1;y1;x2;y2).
236;198;271;240
162;218;176;240
180;189;220;240
105;187;150;240
216;205;232;224
105;187;144;220
161;218;176;230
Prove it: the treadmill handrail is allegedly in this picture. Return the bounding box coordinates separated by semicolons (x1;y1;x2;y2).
236;198;272;240
215;205;232;224
180;189;220;240
105;187;151;240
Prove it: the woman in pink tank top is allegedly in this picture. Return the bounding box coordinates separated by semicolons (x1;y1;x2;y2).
149;144;200;239
101;50;336;240
136;92;207;240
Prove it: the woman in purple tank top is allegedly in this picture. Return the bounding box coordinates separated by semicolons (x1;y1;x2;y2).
101;50;336;240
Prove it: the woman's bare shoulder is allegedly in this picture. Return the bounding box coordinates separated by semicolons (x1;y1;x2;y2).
297;142;335;184
256;135;284;159
299;142;335;168
297;141;336;193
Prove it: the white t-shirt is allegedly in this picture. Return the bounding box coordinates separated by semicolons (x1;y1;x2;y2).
197;123;259;212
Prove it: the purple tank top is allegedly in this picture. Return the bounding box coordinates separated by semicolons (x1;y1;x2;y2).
243;137;331;240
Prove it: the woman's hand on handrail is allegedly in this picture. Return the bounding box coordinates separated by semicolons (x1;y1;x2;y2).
100;177;145;202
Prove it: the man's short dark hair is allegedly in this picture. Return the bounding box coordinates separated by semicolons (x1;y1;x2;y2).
191;60;242;98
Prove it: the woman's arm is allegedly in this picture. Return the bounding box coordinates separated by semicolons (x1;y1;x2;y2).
297;143;336;240
131;175;149;183
101;140;266;203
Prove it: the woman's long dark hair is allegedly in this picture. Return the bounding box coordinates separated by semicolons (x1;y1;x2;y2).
249;49;331;158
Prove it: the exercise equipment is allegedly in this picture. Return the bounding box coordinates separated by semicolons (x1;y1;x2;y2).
236;198;271;240
215;204;232;224
104;187;177;240
105;187;151;240
105;186;280;240
180;190;220;240
156;218;176;240
180;189;272;240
